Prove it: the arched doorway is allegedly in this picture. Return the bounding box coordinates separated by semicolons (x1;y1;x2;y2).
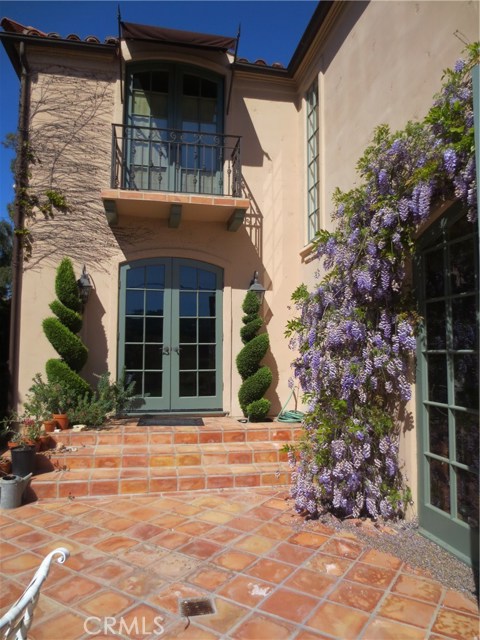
118;258;223;412
416;203;479;566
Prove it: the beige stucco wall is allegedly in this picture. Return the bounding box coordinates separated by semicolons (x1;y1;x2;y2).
17;41;304;420
13;0;478;510
17;50;118;406
229;74;302;416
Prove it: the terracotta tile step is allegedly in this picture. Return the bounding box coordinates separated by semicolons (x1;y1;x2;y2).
31;441;290;472
48;419;303;446
26;462;292;500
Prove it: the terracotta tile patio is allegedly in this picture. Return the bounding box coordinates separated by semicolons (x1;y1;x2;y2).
1;488;478;639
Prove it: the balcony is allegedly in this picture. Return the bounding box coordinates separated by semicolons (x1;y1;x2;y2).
102;124;248;230
111;123;242;196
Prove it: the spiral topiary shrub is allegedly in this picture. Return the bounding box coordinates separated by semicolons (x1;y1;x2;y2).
43;258;90;398
236;290;272;421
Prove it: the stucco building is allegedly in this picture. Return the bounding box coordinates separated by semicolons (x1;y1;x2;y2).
1;0;478;566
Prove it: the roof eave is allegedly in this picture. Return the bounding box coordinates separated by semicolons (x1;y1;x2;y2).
231;60;289;78
287;0;336;76
230;0;340;80
0;31;116;76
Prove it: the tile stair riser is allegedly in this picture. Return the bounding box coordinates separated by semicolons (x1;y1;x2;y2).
27;465;292;499
49;425;302;446
37;443;289;469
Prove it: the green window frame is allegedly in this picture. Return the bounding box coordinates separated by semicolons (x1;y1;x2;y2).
415;203;479;566
306;79;320;242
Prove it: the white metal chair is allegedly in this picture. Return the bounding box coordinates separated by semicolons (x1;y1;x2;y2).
0;547;70;640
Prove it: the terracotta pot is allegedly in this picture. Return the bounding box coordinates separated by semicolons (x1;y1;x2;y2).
0;459;12;475
43;419;56;433
39;434;53;451
53;414;69;430
25;438;41;452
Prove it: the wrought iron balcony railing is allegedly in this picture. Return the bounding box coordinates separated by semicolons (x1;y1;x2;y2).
111;124;242;197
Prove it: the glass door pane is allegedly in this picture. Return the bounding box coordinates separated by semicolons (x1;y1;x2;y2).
127;70;170;191
119;261;172;411
416;207;479;566
178;73;222;194
170;261;223;411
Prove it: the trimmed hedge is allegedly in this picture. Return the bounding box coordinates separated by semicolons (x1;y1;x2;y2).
245;398;271;423
45;359;91;398
236;290;272;421
240;317;263;344
236;333;269;380
49;300;82;334
238;366;272;414
55;258;82;313
42;317;88;372
43;257;90;398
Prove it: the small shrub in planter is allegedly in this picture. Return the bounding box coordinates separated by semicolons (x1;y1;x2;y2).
24;374;76;418
67;371;138;426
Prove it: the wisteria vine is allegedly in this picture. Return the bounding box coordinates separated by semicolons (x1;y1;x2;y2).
286;46;479;520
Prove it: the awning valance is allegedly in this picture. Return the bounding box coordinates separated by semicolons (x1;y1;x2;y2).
121;21;236;52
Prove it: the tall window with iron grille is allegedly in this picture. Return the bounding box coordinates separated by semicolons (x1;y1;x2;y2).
306;79;320;242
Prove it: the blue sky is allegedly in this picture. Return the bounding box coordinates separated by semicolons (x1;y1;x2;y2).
0;0;318;222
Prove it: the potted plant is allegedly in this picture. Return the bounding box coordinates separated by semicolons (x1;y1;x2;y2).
52;411;69;431
24;374;73;430
42;418;57;433
4;414;31;448
23;418;43;450
39;432;54;451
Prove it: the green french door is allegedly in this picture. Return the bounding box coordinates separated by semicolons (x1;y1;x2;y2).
125;64;224;194
119;258;223;412
416;205;479;566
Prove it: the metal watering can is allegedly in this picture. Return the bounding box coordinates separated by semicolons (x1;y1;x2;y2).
0;473;32;509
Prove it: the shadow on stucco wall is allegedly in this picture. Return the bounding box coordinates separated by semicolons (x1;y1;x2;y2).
241;176;263;260
80;287;109;388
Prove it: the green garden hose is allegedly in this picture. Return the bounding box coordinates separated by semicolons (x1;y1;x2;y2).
276;387;305;423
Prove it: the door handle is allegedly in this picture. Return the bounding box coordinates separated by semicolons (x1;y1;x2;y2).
172;346;181;354
162;346;170;355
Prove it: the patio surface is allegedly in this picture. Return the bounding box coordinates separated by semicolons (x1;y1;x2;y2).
0;488;478;639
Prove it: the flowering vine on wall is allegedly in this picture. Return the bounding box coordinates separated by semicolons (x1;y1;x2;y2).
285;45;479;520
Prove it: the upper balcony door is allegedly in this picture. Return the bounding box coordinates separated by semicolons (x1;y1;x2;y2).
126;65;224;194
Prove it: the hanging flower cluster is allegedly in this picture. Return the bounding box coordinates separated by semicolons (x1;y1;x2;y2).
286;46;479;520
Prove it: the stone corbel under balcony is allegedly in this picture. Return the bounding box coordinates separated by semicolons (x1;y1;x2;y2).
100;190;250;231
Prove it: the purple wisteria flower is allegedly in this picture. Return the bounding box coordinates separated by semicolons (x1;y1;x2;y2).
443;148;457;176
288;51;476;521
377;168;390;194
356;270;373;293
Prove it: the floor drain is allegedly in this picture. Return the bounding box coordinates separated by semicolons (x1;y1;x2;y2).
179;597;215;617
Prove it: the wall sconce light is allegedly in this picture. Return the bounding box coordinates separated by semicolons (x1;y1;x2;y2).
77;265;93;305
248;270;266;304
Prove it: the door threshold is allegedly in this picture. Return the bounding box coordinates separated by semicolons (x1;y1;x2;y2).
128;410;227;417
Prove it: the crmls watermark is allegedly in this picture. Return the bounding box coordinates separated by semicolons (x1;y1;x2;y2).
84;615;165;636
